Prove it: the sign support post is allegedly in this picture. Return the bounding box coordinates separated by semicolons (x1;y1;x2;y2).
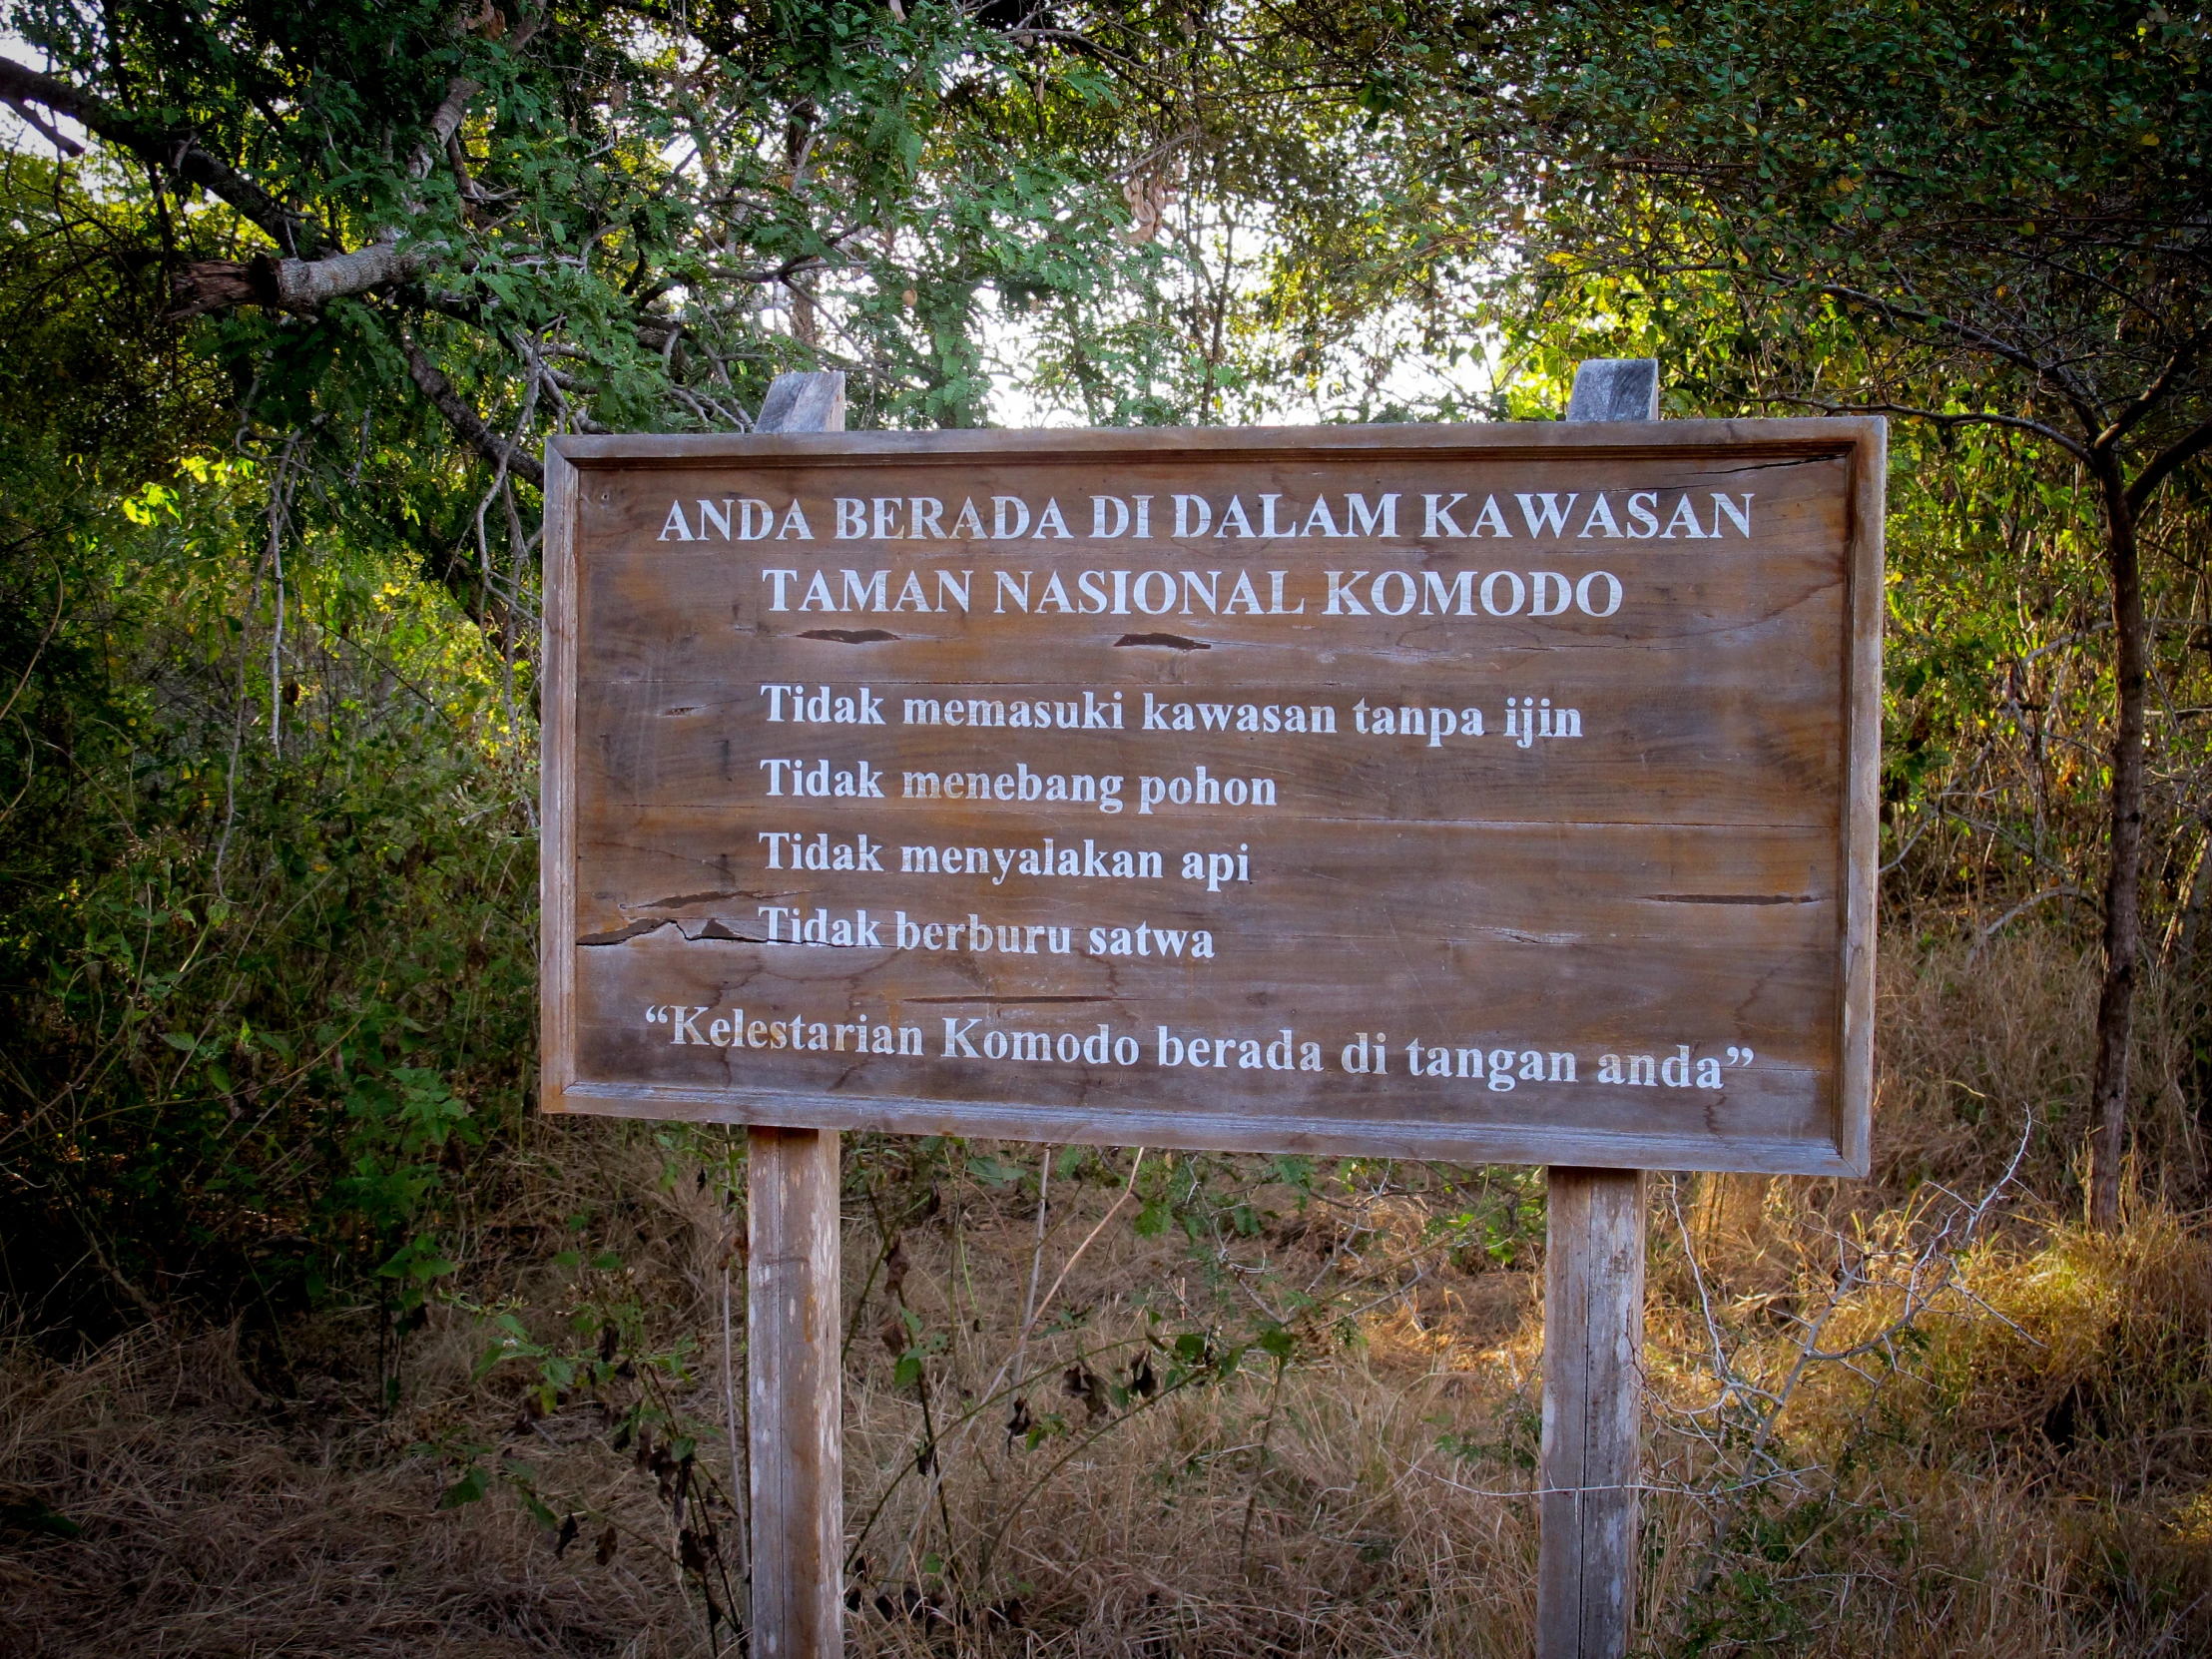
1538;357;1660;1659
747;1121;843;1657
1537;1164;1647;1655
746;371;847;1659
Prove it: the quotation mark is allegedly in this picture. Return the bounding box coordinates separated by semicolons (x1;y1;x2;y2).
1724;1045;1756;1067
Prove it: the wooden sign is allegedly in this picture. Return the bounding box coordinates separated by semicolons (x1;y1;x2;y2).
541;420;1883;1175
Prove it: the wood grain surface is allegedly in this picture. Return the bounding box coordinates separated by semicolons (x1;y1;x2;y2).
746;1122;843;1657
1538;1168;1648;1658
540;420;1884;1174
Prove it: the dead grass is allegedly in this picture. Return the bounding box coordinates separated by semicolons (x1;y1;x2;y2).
1874;925;2206;1202
0;1321;694;1657
4;926;2211;1658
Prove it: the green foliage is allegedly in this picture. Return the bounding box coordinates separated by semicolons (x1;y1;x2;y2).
1426;1166;1546;1273
0;165;539;1326
2;0;1229;460
0;464;538;1322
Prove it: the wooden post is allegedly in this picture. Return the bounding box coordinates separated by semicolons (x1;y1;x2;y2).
748;370;846;1659
749;1124;843;1657
1539;357;1658;1659
1564;356;1661;424
1538;1168;1647;1657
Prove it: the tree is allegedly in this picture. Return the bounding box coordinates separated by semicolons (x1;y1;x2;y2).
0;0;1187;625
0;0;1414;592
1319;0;2212;1224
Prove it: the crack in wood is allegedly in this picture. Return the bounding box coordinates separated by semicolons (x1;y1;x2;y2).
577;917;772;945
1643;892;1819;904
1112;632;1210;651
903;993;1114;1004
577;918;674;945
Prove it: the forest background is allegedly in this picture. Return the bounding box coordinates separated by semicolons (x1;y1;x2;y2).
1;2;2210;1654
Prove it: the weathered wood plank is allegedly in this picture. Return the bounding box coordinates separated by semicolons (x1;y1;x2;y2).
571;812;1844;952
569;684;1847;829
539;442;582;1111
1537;1167;1647;1659
1839;432;1888;1172
540;370;1886;1659
555;1086;1851;1175
747;1123;843;1658
541;413;1882;1174
550;413;1858;463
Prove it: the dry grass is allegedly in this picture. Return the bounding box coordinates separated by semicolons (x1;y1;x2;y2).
4;926;2212;1658
0;1321;691;1656
1875;925;2207;1201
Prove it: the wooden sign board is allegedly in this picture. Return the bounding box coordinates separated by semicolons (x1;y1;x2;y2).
541;420;1883;1175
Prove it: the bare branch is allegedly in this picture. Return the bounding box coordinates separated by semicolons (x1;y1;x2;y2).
2094;329;2212;455
2;92;83;156
1815;281;2099;428
1966;886;2091;965
170;242;445;316
1765;392;2090;462
407;7;547;182
2126;417;2212;516
401;332;544;489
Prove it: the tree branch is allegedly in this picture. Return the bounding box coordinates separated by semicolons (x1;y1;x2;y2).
1815;281;2099;428
2126;417;2212;517
1765;393;2090;463
170;242;444;317
402;334;544;489
2093;328;2211;456
2;91;83;156
146;1;545;314
407;6;547;181
0;55;336;257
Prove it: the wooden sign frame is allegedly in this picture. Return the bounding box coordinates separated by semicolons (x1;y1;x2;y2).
539;417;1884;1179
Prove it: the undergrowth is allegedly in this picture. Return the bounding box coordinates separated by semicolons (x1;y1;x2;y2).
4;934;2211;1656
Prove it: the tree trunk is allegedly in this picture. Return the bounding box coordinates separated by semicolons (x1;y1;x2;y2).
2089;456;2147;1231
